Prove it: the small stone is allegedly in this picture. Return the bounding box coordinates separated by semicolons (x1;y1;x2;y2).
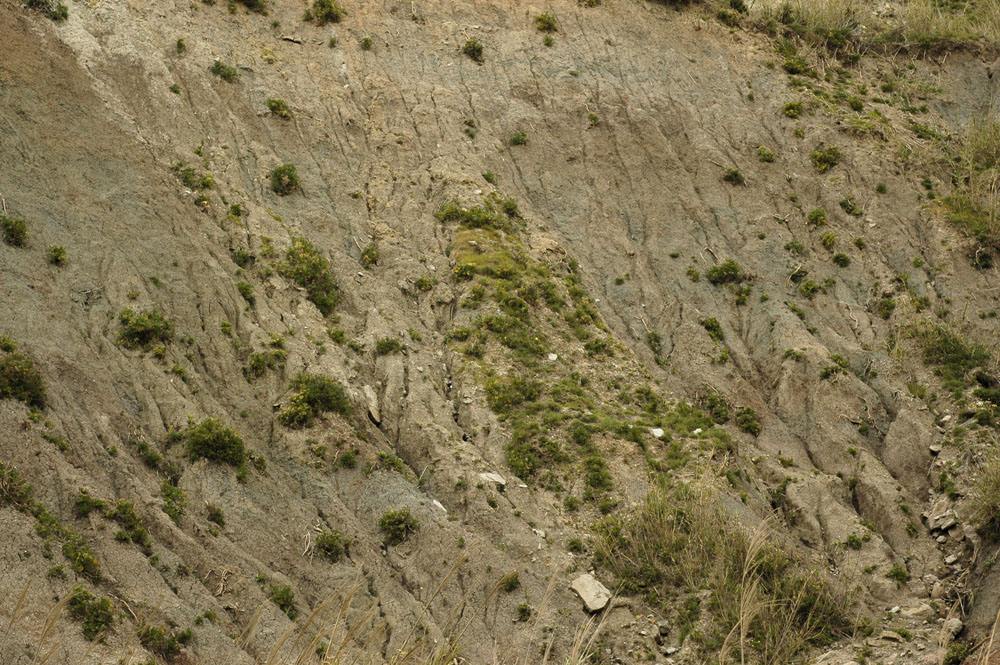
692;428;702;435
880;630;904;642
663;646;678;655
944;554;959;565
889;606;901;614
363;385;381;424
571;573;612;612
929;443;942;455
943;617;963;638
650;427;665;439
931;582;945;599
936;535;947;544
657;620;670;637
547;353;558;361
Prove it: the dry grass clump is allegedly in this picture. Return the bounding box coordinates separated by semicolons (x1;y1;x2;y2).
593;481;854;664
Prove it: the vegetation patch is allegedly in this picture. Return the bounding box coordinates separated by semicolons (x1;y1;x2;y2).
379;508;419;545
279;236;340;315
0;346;47;409
1;214;27;247
118;308;173;350
270;164;300;195
279;373;350;428
595;482;853;663
182;418;247;467
68;587;114;641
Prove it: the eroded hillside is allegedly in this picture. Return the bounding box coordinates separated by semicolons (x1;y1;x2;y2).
1;0;1000;664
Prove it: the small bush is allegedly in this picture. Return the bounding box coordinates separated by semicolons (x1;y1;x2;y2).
210;60;239;82
722;168;745;185
462;38;484;63
207;504;226;527
911;323;988;388
360;36;373;50
161;480;186;524
782;101;804;118
1;214;27;247
498;571;521;592
379;508;419;545
118;308;173;349
735;406;761;436
374;337;403;356
280;237;339;315
810;145;842;173
307;0;345;24
700;317;724;342
705;259;746;285
266;98;291;119
270;164;300;195
485;375;542;414
510;131;528;146
886;562;910;585
47;245;67;265
316;529;348;561
73;491;107;519
62;537;101;581
269;584;298;619
183;418;246;466
279;373;350;428
27;0;67;20
138;624;190;659
535;12;558;32
68;587;114;641
832;253;850;267
360;243;379;268
807;208;827;226
0;350;47;409
757;146;775;162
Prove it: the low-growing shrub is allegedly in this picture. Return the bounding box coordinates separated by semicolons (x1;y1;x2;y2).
1;214;27;247
374;337;403;355
266;98;291;119
535;12;558;32
210;60;239;82
270;164;300;195
47;245;67;265
118;308;173;349
379;508;419;545
316;529;348;561
280;237;339;315
279;373;350;428
0;350;47;409
306;0;345;24
462;38;484;63
68;587;114;641
810;144;842;173
183;418;247;466
138;624;191;659
705;259;746;285
735;406;761;436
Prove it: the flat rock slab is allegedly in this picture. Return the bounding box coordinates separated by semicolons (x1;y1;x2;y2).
571;573;611;612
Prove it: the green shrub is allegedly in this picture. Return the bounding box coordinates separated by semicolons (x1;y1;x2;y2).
462;38;484;63
47;245;67;265
307;0;345;24
73;491;107;519
183;418;247;466
360;242;379;268
279;373;350;428
68;587;114;641
270;164;300;195
210;60;239;82
810;145;842;173
757;146;776;162
374;337;403;355
138;624;191;659
236;280;255;306
316;529;348;561
1;214;27;247
700;317;724;342
735;406;761;436
0;350;47;409
107;500;151;553
722;168;745;185
886;562;910;585
510;131;528;146
498;571;521;592
266;97;291;119
360;36;373;50
705;259;746;285
832;253;850;267
62;536;101;581
161;480;186;524
911;323;988;388
279;237;339;315
206;504;226;527
268;583;297;619
485;376;542;414
379;508;419;545
236;0;267;13
118;308;173;349
26;0;67;20
535;12;558;32
782;101;804;118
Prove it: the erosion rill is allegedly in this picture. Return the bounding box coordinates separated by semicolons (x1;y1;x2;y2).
1;0;999;663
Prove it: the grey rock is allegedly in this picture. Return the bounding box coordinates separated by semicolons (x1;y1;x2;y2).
571;573;612;612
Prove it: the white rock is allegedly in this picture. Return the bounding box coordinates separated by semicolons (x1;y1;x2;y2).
692;428;702;435
478;471;506;490
571;573;612;612
944;554;959;565
943;617;963;638
363;385;381;424
547;353;559;361
432;499;446;513
650;428;665;439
